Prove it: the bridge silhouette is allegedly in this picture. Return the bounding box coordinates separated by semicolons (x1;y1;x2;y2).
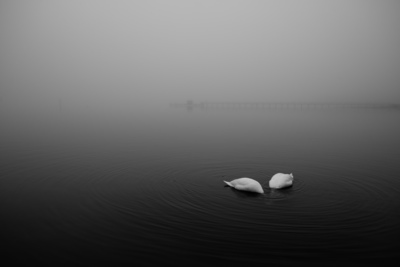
171;101;400;110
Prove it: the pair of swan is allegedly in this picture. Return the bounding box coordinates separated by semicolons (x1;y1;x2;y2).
224;173;293;194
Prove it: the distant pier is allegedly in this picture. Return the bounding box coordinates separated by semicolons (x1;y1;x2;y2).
170;101;400;111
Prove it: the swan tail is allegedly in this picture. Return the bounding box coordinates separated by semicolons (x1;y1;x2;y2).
224;181;233;187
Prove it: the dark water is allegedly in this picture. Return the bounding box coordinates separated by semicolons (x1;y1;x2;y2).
1;106;400;266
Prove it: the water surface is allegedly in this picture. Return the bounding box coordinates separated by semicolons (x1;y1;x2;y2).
1;106;400;266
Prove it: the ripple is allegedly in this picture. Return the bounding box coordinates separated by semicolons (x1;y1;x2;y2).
2;144;400;265
2;108;400;265
84;153;400;243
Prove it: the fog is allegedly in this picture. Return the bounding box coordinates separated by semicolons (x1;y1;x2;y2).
1;0;400;113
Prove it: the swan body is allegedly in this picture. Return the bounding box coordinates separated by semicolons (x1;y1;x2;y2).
224;177;264;194
269;173;294;189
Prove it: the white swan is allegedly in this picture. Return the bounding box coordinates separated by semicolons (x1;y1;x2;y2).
224;177;264;194
269;173;294;189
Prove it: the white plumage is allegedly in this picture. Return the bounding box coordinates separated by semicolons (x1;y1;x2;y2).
269;173;294;189
223;177;264;194
223;173;294;193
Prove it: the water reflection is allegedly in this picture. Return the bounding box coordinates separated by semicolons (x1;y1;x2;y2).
227;187;264;199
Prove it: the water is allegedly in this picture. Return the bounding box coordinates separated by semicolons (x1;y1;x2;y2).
1;106;400;266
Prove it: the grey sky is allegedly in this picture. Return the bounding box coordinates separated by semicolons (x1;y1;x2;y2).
1;0;400;109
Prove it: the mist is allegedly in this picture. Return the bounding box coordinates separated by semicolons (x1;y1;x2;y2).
2;2;400;265
1;0;400;113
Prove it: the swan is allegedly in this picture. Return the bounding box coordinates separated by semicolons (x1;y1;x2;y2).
224;177;264;194
269;173;294;189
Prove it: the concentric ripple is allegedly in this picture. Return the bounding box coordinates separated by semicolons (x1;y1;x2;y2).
59;151;400;264
1;109;400;266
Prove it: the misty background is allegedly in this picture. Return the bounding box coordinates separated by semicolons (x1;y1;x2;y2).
1;2;400;265
1;0;399;113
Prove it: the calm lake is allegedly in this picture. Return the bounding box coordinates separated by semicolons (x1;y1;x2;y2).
1;105;400;266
